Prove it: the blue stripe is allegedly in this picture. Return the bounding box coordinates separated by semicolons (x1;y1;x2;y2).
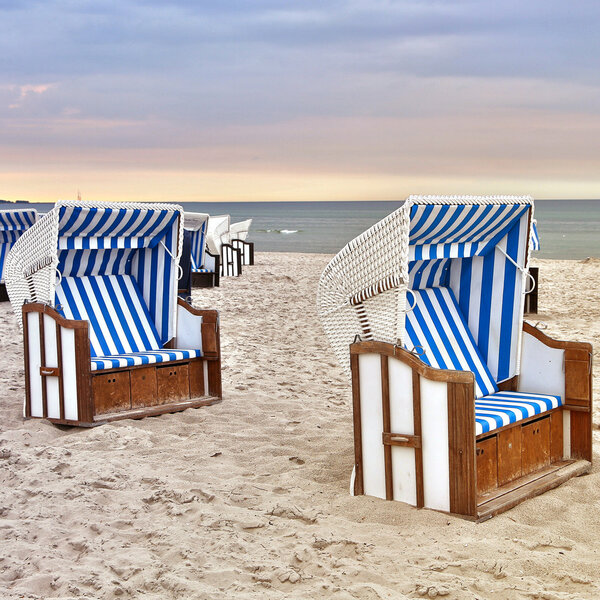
477;251;495;362
497;222;520;379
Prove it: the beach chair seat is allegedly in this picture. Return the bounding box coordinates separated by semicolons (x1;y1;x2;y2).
91;349;203;371
7;201;222;426
318;195;592;520
475;391;562;435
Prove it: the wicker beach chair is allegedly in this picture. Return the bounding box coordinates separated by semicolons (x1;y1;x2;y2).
184;212;220;288
5;201;222;426
207;215;242;278
317;195;592;520
230;219;255;266
0;209;37;301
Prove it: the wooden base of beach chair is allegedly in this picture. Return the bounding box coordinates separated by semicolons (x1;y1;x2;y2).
21;301;222;427
0;283;8;302
192;271;220;288
232;239;255;266
524;266;539;314
349;323;592;520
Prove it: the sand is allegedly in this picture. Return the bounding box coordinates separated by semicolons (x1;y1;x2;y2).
1;253;599;600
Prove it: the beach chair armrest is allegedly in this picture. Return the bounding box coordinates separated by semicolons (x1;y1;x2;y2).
176;299;220;357
520;322;593;411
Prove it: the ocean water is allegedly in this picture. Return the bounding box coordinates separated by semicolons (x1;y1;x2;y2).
1;199;598;259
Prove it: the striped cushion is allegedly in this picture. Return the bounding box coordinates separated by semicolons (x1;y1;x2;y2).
193;268;213;273
405;287;498;398
476;391;562;435
56;274;163;357
91;349;202;371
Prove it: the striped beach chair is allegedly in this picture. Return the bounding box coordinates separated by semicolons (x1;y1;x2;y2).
230;219;255;266
184;212;220;288
206;215;242;278
5;201;222;426
524;219;540;313
0;209;37;301
318;195;592;520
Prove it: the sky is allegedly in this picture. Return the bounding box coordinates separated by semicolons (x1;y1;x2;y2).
2;0;600;203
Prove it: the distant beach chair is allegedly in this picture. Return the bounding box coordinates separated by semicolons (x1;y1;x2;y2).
230;219;255;266
524;220;540;314
207;215;242;278
0;209;37;302
184;212;220;288
318;195;592;520
5;201;222;426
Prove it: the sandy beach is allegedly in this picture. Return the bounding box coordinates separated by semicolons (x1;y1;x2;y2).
1;252;599;600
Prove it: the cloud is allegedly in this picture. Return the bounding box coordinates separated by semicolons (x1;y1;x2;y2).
0;1;599;200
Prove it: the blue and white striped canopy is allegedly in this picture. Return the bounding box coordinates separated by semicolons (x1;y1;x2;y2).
530;220;540;251
184;212;209;272
407;196;533;384
0;209;37;281
55;202;182;345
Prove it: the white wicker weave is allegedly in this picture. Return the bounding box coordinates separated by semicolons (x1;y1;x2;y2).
206;215;231;254
317;195;533;376
5;200;185;331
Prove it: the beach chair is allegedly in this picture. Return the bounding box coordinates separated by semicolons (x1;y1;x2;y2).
524;220;540;314
230;219;255;266
207;215;242;278
185;212;220;288
5;201;222;426
0;209;37;301
317;195;592;520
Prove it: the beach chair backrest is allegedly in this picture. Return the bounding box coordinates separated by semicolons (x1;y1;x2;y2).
56;274;162;357
183;212;209;270
206;215;230;254
230;219;252;241
0;210;37;282
404;287;498;398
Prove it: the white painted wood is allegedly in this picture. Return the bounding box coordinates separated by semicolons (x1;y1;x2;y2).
563;409;571;459
60;327;78;421
420;377;450;512
358;354;386;500
519;331;565;397
27;311;43;418
43;314;60;419
175;304;203;350
388;356;417;505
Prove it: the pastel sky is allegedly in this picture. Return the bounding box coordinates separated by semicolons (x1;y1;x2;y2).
2;1;600;202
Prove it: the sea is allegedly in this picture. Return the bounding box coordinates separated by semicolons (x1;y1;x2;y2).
1;199;598;259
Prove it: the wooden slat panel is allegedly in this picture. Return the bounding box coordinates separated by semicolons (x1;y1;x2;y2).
447;381;477;517
497;427;522;487
92;371;131;414
380;355;393;501
550;410;563;463
56;323;65;421
351;352;364;496
521;417;551;475
38;312;47;418
476;437;498;495
570;410;592;462
412;370;424;508
23;310;31;418
156;364;190;404
130;367;157;409
189;359;206;398
565;348;591;409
